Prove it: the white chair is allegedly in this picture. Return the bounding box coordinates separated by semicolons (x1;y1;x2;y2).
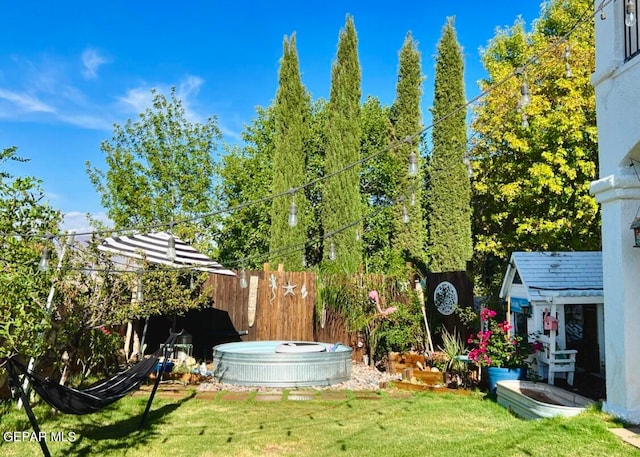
538;343;577;386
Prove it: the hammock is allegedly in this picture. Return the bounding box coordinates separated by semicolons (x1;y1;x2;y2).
4;331;181;457
8;353;161;415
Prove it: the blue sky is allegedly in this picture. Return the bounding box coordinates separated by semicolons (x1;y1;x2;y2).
1;1;542;232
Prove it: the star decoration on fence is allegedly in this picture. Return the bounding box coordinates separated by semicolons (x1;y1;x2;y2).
282;281;297;296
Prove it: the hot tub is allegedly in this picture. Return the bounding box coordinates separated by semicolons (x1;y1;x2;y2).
212;340;352;387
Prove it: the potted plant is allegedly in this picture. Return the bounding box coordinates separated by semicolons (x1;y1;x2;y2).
467;308;541;395
438;328;469;388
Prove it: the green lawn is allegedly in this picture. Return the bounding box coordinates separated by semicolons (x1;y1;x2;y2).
0;389;637;457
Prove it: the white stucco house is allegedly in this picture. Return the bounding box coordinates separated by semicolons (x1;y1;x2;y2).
499;252;605;384
590;0;640;423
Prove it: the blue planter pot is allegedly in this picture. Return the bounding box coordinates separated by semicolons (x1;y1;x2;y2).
486;366;526;396
154;361;174;374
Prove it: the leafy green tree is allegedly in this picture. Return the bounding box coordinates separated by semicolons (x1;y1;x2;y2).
0;147;61;360
322;15;362;272
86;87;221;247
359;96;397;272
470;0;599;292
427;18;472;273
86;89;221;320
214;106;275;269
390;32;426;271
269;34;311;269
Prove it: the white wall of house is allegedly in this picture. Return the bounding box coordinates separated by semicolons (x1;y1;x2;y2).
591;0;640;423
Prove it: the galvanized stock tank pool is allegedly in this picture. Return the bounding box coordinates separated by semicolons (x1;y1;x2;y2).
212;341;352;387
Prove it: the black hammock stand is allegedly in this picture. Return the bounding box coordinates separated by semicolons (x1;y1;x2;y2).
3;330;182;457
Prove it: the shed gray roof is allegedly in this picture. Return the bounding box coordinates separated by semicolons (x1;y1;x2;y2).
499;251;603;301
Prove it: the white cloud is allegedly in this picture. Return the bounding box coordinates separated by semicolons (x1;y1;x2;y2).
0;88;55;113
62;211;111;234
81;48;109;79
117;86;154;113
58;112;115;130
117;75;205;123
1;58;236;138
45;191;61;202
0;85;114;130
177;75;204;99
178;76;205;123
117;76;245;141
0;55;114;128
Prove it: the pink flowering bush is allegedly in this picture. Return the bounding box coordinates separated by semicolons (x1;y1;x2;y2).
468;308;541;368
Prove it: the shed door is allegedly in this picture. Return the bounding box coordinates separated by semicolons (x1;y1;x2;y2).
565;304;599;373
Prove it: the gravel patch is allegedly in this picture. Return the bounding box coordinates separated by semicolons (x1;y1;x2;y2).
197;361;401;393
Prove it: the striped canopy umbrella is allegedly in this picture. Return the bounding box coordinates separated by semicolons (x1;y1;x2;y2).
98;231;236;276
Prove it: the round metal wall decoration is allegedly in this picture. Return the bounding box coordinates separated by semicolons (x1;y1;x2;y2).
434;281;458;315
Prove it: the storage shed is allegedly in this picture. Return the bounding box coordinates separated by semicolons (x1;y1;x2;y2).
499;252;605;382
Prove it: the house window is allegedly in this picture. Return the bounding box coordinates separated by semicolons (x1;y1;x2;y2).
625;0;640;62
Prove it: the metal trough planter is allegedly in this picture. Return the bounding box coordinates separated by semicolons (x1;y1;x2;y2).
212;341;352;387
496;380;594;420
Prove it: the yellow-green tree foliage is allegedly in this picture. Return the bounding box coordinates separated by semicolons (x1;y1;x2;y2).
471;0;600;290
87;88;221;248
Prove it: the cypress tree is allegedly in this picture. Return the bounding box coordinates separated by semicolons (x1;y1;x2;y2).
427;18;472;272
269;34;310;269
322;15;362;272
390;32;426;270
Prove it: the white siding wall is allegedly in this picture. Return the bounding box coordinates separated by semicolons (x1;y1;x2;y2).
591;0;640;423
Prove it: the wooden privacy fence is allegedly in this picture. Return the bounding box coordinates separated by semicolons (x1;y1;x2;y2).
202;267;419;361
146;267;473;361
204;265;318;342
140;266;352;361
